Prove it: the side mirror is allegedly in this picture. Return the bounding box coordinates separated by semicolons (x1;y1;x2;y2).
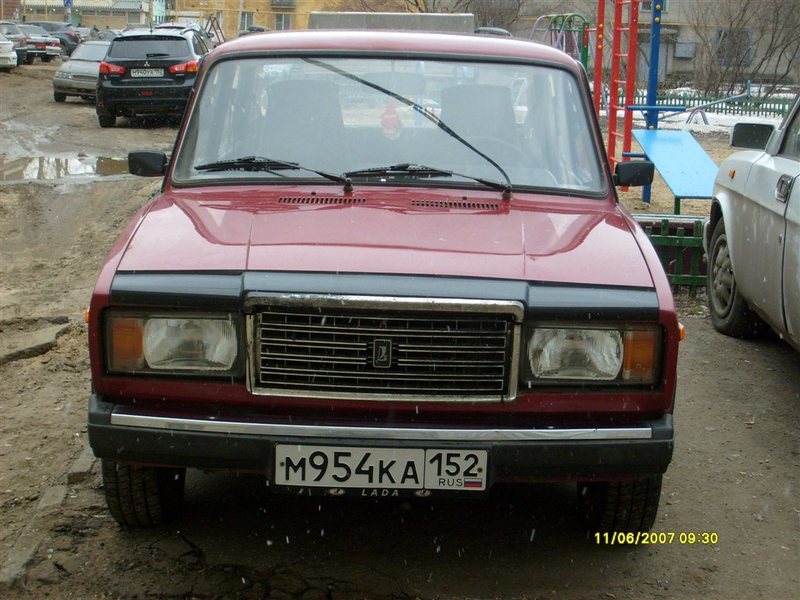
129;151;167;177
730;122;774;150
613;160;654;187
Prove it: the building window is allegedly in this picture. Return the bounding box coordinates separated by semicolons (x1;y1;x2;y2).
715;28;753;66
275;13;292;30
239;12;255;31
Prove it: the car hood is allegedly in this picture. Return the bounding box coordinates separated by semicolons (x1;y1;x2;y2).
117;187;654;288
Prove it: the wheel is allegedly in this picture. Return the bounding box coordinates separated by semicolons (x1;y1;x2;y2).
98;112;116;128
707;218;764;337
53;92;67;103
578;474;662;533
42;56;53;63
25;55;35;65
101;459;185;526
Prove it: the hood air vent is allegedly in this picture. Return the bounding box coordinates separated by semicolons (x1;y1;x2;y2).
411;199;500;211
278;197;367;205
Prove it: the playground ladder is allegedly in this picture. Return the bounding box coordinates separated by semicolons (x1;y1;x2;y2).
606;0;640;171
591;0;606;115
205;15;225;44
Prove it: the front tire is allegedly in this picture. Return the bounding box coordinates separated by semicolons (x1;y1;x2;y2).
42;55;53;63
578;475;662;533
101;459;186;526
54;92;67;103
25;55;35;65
707;218;764;337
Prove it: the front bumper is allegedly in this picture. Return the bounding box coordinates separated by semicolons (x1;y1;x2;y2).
53;77;96;95
88;394;674;483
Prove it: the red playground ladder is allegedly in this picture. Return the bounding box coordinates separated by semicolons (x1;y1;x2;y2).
591;0;606;115
606;0;640;171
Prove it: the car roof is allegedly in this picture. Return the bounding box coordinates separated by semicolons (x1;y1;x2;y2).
210;30;576;68
115;30;190;39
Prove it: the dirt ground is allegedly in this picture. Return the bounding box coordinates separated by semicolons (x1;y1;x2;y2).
1;63;798;600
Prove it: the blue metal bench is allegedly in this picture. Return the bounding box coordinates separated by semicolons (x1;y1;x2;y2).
631;129;718;214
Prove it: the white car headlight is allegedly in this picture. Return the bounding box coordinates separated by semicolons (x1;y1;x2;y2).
56;70;71;79
106;312;238;374
527;326;660;384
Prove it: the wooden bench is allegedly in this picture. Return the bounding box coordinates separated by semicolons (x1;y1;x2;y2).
632;129;718;214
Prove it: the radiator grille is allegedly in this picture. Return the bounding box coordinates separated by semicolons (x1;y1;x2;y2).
251;301;519;401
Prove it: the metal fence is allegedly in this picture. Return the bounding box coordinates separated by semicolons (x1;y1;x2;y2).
635;215;707;289
630;93;793;118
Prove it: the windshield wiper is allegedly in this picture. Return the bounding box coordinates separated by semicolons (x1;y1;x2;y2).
343;163;510;195
304;58;512;200
195;156;353;190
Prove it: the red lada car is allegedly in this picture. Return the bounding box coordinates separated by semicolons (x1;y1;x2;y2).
87;31;679;533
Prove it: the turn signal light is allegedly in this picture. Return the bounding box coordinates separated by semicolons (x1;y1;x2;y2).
168;60;199;75
108;317;144;371
99;61;126;75
622;329;659;383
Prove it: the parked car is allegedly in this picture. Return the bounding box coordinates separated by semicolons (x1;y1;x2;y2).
239;25;267;37
53;40;110;102
0;32;18;70
24;21;80;55
74;26;92;42
154;21;217;49
705;93;800;352
95;30;210;127
17;24;61;63
96;28;122;41
87;31;679;533
0;22;27;64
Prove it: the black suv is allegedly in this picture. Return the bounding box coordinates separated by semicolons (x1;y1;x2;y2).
96;30;209;128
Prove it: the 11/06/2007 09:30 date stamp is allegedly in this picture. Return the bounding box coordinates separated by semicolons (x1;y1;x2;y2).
595;532;720;545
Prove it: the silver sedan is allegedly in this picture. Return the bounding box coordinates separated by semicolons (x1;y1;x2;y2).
52;40;110;102
705;93;800;352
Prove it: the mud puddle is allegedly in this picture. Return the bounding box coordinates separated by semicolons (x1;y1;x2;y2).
0;156;129;183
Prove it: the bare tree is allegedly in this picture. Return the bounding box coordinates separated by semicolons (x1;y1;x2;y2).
688;0;800;97
453;0;524;29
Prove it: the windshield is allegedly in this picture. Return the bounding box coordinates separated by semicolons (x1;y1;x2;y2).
173;56;605;194
71;43;109;61
108;37;190;59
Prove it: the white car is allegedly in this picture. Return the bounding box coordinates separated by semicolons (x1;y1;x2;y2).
705;93;800;351
0;32;17;70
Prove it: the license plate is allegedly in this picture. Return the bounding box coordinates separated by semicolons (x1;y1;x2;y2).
275;445;487;491
131;68;164;78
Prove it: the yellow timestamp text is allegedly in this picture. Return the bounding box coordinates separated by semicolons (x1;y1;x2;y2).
594;531;719;545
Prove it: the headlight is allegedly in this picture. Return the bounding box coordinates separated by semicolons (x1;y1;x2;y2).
106;312;238;375
56;71;71;79
527;326;660;384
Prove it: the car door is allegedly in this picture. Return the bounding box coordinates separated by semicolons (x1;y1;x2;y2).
734;100;800;335
778;107;800;345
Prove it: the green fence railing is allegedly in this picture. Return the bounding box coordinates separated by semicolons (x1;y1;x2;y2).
635;215;707;289
629;93;793;118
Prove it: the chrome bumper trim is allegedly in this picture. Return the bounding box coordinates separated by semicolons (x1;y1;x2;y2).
110;412;653;441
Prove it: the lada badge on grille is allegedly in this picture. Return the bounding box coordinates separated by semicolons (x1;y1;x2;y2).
373;338;392;368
